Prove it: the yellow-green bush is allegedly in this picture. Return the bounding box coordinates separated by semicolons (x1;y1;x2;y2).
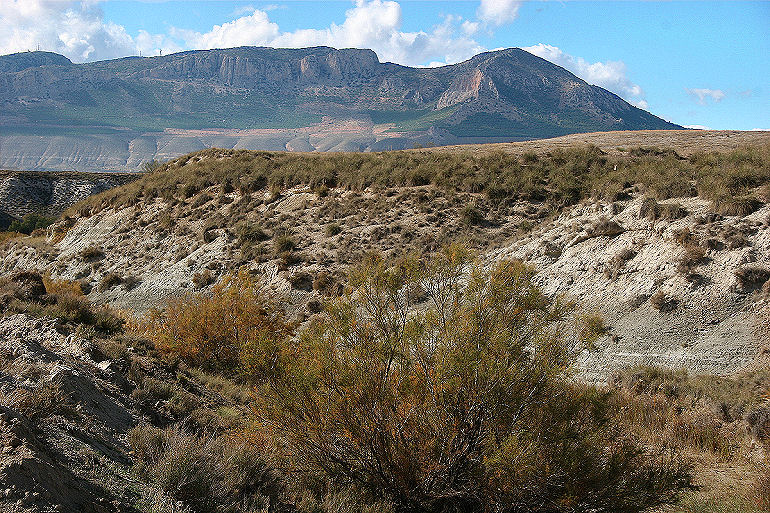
140;271;293;378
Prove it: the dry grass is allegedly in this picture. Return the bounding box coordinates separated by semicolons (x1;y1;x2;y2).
64;143;770;223
612;366;770;513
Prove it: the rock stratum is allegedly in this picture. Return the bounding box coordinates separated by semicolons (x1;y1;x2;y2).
0;171;139;228
0;47;678;171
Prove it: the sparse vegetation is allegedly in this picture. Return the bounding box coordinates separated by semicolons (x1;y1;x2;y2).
0;270;124;333
273;231;296;254
65;144;770;220
4;138;770;512
79;245;104;260
99;272;123;291
128;424;280;513
324;222;342;236
650;290;678;312
579;311;608;346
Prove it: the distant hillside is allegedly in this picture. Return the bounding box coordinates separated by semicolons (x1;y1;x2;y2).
0;47;680;171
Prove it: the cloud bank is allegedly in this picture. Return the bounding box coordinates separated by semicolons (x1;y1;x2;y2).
0;0;135;61
523;43;648;109
688;88;726;104
477;0;522;26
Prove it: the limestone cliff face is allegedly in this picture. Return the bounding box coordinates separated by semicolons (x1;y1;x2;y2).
0;46;680;171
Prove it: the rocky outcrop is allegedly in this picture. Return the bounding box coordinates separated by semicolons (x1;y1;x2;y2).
0;171;139;221
0;314;135;512
493;196;770;382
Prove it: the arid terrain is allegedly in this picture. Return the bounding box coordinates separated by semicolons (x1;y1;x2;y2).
1;129;769;512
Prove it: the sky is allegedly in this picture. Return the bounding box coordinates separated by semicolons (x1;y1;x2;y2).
0;0;767;131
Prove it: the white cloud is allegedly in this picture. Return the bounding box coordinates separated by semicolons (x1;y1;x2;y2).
179;9;280;50
0;0;137;62
477;0;522;26
0;0;185;62
684;124;712;130
687;88;726;104
523;43;648;109
750;128;770;131
177;1;485;67
461;20;480;36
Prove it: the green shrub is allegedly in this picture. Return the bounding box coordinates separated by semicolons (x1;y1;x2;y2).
274;232;296;254
260;246;693;512
7;212;56;235
236;222;269;245
141;159;164;174
459;203;484;226
712;195;763;216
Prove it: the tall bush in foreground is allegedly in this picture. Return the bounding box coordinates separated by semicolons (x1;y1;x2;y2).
261;246;693;513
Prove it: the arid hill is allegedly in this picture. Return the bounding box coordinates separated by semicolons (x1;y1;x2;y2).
1;130;770;511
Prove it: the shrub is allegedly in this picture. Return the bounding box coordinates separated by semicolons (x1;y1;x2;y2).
650;290;678;312
460;203;484;226
579;311;607;347
141;159;164;174
10;383;76;420
735;265;770;289
324;223;342;237
129;425;280;513
140;271;292;378
639;197;660;219
260;247;692;512
274;232;296;254
99;272;123;292
192;270;215;289
677;244;707;273
43;275;83;296
589;217;624;237
10;270;46;301
80;245;104;260
236;222;269;245
312;271;335;294
660;202;688;220
712;195;763;216
7;212;56;235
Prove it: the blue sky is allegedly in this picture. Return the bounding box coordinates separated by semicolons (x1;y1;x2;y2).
1;1;767;130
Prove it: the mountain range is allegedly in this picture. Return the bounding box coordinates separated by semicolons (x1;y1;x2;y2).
0;46;680;171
